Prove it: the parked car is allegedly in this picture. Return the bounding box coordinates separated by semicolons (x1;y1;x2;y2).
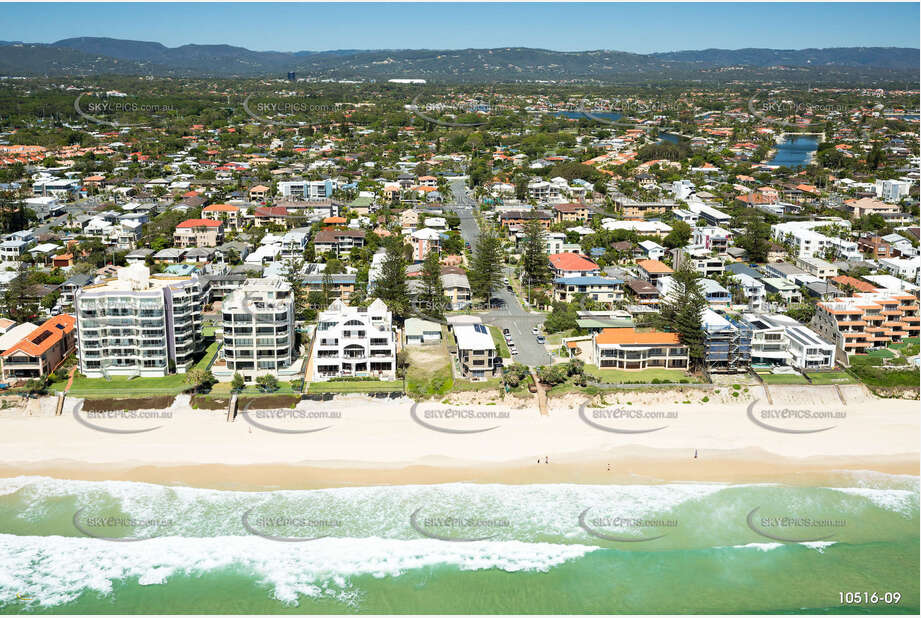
531;326;539;335
536;335;545;344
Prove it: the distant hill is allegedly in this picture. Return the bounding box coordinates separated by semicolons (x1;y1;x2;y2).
0;37;915;83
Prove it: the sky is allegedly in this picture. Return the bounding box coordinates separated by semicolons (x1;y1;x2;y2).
1;2;918;53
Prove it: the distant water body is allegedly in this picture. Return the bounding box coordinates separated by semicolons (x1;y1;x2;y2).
553;111;623;122
769;134;820;168
0;475;917;614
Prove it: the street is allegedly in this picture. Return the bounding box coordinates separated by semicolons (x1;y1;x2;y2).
447;179;552;368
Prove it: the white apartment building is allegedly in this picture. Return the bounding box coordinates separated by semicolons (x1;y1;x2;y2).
743;313;835;370
219;278;296;383
771;220;861;260
74;264;203;378
312;298;397;381
731;272;767;312
875;179;912;203
277;179;337;200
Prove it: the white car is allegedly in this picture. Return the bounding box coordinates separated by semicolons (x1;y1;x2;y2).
531;327;539;335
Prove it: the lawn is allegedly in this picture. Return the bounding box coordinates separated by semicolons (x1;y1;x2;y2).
584;366;699;384
866;348;896;359
58;341;222;397
209;380;302;396
488;326;512;358
451;377;503;392
757;372;809;385
307;380;404;394
806;371;857;385
406;343;454;397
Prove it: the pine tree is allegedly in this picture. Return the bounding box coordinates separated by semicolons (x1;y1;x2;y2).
521;218;550;287
469;226;503;304
656;261;707;370
418;250;445;319
282;257;307;319
373;242;409;318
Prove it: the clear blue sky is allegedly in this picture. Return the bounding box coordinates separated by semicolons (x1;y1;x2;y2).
2;2;918;53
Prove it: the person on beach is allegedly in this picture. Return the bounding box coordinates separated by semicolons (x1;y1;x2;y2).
544;456;549;464
694;449;698;459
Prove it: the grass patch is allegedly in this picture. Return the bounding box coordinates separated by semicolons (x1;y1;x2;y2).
866;348;895;359
806;371;857;385
451;377;503;393
757;372;809;385
208;380;301;396
848;364;920;389
308;380;403;394
58;341;221;398
488;326;511;358
406;344;454;397
584;366;699;384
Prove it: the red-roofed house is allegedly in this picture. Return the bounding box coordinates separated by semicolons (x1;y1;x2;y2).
549;253;601;278
253;206;290;228
1;315;76;380
174;218;224;247
202;203;242;229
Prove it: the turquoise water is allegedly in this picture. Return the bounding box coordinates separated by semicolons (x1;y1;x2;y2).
0;474;917;614
769;135;819;168
554;111;623;122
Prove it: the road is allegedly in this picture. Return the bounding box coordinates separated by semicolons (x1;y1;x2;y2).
447;179;551;368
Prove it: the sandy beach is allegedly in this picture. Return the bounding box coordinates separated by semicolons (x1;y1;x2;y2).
1;384;917;489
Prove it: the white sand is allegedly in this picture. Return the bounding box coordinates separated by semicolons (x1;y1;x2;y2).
0;388;917;468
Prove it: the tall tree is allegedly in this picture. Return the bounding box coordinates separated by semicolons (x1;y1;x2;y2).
282;257;308;320
736;212;772;263
656;262;707;370
521;219;550;287
417;250;445;319
373;242;410;318
469;227;503;304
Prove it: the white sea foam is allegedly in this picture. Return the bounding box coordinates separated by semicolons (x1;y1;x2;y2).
826;487;918;518
0;533;597;608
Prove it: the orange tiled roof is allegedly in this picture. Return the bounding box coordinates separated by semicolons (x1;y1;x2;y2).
176;218;222;228
636;259;673;274
549;253;599;272
202;203;240;212
595;327;680;346
1;315;75;359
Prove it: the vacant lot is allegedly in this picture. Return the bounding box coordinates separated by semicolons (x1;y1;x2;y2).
405;343;454;397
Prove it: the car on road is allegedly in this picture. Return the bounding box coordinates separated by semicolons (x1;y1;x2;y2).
536;335;546;344
511;348;519;355
503;328;510;335
531;327;539;335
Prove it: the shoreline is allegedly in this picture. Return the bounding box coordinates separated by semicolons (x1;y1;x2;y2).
1;449;917;491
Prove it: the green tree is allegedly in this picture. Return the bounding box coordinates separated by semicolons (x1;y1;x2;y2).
283;257;308;319
373;242;410;318
544;301;579;334
184;368;216;393
520;219;550;287
469;227;504;304
656;262;707;370
662;220;692;249
417;250;445;319
231;372;246;392
735;213;772;263
256;374;280;392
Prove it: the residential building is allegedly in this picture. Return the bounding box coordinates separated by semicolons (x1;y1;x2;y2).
441;272;472;310
692;227;731;254
812;292;920;356
592;327;689;371
173;219;224;248
625;278;661;306
219;278;296;382
312;298;397;381
202;203;242;229
795;256;838;279
0;315;76;380
454;323;499;379
635;259;673;283
638;240;666;261
552;202;589;223
410;228;442;261
701;309;752;373
549;253;601;278
672;246;724;277
74;264;203;378
313;229;365;257
730;272;767;311
616;198;676;219
303;273;357;300
875;179;912;203
553;276;624;304
498;210;553;229
405;317;442;345
846;197;900;218
744;313;836;370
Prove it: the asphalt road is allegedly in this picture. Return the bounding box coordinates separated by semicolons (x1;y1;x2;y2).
447;179;551;368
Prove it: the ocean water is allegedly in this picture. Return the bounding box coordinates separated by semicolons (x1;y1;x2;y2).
0;474;917;614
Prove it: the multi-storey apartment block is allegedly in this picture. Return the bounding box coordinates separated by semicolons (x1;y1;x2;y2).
812;292;920;356
0;315;76;380
74;264;203;378
701;309;752;373
219;278;296;382
743;313;835;370
312;299;396;381
173;219;224;248
553;276;624;304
